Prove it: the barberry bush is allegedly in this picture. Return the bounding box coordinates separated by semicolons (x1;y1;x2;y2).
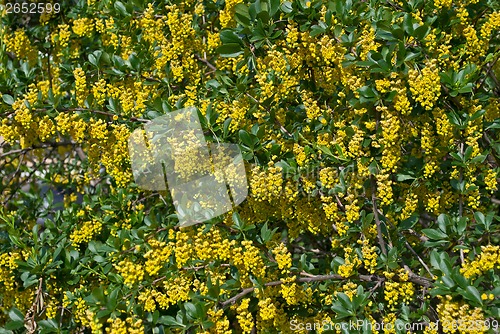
1;0;500;332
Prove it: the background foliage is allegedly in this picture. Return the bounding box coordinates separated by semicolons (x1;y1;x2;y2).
1;0;500;332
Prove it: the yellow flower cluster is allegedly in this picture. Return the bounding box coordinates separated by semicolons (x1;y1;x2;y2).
358;24;380;61
73;17;94;37
70;219;103;245
220;0;243;28
480;12;500;40
408;59;441;110
92;79;107;106
436;295;488;333
88;118;108;141
0;119;18;144
100;18;119;48
338;246;361;278
302;91;322;121
52;24;71;52
352;127;367;158
484;168;498;192
217;98;249;132
114;259;144;286
13;98;33;128
105;317;144;334
233;240;266;278
91;124;132;188
236;298;254;333
400;193;418;220
319;167;338;189
375;78;391;93
163;275;192;305
205;308;232;334
421;122;435;153
460;244;500;279
207;31;220;52
249;163;283;203
433;0;452;10
426;191;441;214
360;240;378;274
255;49;297;103
55;112;87;142
424;158;439;179
293;143;307;166
258;297;277;321
434;109;454;145
73;67;87;106
3;28;38;65
280;282;301;305
272;243;292;273
376;172;394;207
37;115;56;141
384;270;415;310
335;281;359;300
144;239;172;276
322;198;341;226
0;252;21;315
345;193;361;223
463;25;482;60
379;105;401;172
72;298;101;332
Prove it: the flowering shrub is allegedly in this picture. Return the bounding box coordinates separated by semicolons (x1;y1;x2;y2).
1;0;500;333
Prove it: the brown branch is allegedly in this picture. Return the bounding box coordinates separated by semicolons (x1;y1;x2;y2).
383;212;435;279
476;54;499;93
62;108;149;123
0;141;77;158
220;271;432;308
194;54;217;72
441;84;463;110
182;263;231;271
126;73;163;83
371;177;387;256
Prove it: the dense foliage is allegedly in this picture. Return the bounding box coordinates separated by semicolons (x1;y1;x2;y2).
1;0;500;332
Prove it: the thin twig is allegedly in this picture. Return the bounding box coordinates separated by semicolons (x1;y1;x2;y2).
384;214;435;279
194;54;217;72
371;177;387;256
0;141;76;158
220;271;432;308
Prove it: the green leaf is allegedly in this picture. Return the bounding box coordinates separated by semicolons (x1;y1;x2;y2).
158;315;186;327
473;212;485;225
8;308;24;323
239;130;253;148
358;85;376;98
234;3;251;26
457;82;473;94
232;212;244;230
281;1;292;13
310;24;326;37
464;286;483;306
413;24;429;39
396;174;415;181
456;217;467;235
219;30;243;45
422;228;448;240
437;214;450;234
114;1;130;16
400;214;418;230
216;43;244;57
262;223;278;243
184;302;198;319
2;94;14;105
269;0;280;16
